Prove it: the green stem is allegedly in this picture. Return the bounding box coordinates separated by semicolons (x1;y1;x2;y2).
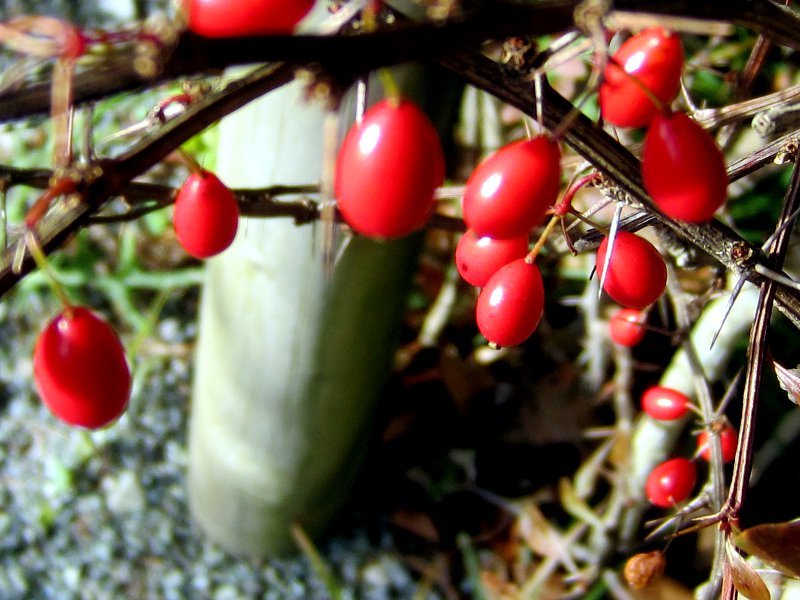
25;229;73;313
377;68;401;104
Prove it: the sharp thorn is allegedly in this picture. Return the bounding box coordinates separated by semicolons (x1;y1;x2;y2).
709;277;747;350
598;201;623;299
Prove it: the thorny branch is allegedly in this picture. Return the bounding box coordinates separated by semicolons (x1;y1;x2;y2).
436;51;800;327
1;0;799;123
3;22;800;309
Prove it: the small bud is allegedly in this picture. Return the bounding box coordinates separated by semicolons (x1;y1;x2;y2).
623;550;666;590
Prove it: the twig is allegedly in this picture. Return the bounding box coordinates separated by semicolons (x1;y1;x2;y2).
0;62;296;297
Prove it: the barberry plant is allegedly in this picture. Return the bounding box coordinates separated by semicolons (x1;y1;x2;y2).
2;2;800;599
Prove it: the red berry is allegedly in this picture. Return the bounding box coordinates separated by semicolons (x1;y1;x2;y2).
462;136;561;239
697;423;737;463
33;307;131;429
642;112;728;222
185;0;314;37
599;27;684;128
335;98;444;239
476;259;545;347
645;457;696;508
641;386;691;421
596;231;666;309
174;170;240;259
609;308;647;347
455;229;529;287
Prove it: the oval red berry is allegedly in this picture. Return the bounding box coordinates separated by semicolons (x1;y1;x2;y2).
599;27;684;128
174;170;240;259
609;307;647;347
33;307;131;429
335;98;444;239
642;112;728;222
185;0;315;37
462;136;561;239
476;259;545;347
641;386;691;421
596;231;666;309
697;423;737;463
455;229;529;287
645;457;696;508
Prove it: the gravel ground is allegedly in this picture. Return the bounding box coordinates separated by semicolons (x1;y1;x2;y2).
0;291;436;600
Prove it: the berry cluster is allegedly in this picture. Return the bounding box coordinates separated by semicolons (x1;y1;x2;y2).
600;27;729;224
333;91;561;348
640;385;738;507
461;135;561;347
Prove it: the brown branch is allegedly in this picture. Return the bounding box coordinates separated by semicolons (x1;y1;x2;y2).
1;0;800;123
718;153;800;600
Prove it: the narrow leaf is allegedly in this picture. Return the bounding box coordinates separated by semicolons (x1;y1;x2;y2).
559;477;605;530
726;542;771;600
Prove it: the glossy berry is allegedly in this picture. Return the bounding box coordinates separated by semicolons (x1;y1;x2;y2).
642;111;728;222
455;229;529;287
596;231;666;309
641;386;691;421
476;259;545;347
645;457;696;508
697;423;737;463
599;27;684;128
609;308;647;347
33;307;131;429
185;0;314;37
462;136;561;239
174;170;240;259
335;98;444;239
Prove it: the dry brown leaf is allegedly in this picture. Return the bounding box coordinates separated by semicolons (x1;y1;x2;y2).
726;543;771;600
773;359;800;405
735;519;800;578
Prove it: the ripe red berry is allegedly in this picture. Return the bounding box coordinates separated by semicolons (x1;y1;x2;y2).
641;386;691;421
335;98;445;239
697;423;737;463
609;308;647;347
475;259;545;347
455;229;529;287
642;111;728;222
599;27;684;128
174;170;240;259
596;231;666;309
184;0;314;37
645;457;696;508
33;307;131;429
462;136;561;239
